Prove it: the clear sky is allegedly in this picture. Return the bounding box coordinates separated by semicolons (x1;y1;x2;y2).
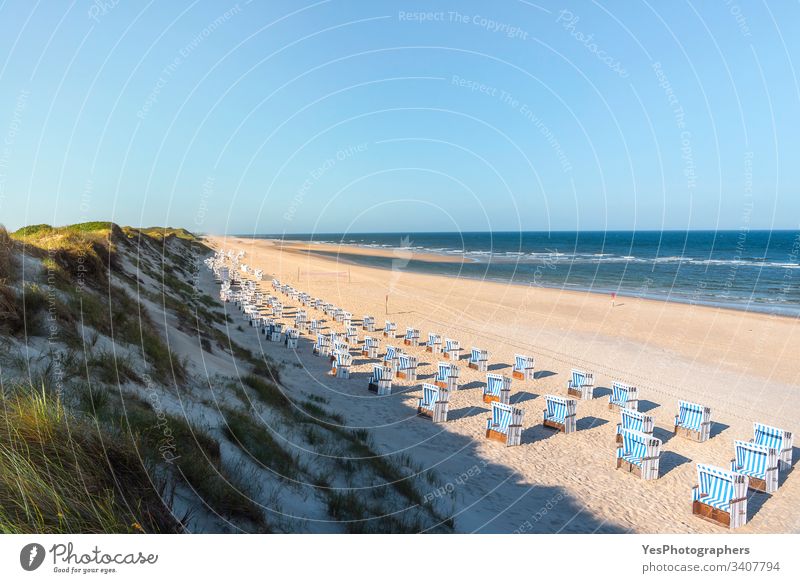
0;0;798;235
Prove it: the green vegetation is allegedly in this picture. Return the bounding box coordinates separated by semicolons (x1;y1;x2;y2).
0;384;179;534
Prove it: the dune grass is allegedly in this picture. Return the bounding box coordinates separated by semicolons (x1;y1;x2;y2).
0;384;180;534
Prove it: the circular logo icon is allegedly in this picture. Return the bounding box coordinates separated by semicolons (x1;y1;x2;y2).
20;543;46;571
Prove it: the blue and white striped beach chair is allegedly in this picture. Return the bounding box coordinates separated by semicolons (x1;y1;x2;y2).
485;402;523;446
368;364;393;395
346;325;358;345
444;338;461;361
674;400;711;442
384;321;396;338
362;315;375;332
731;440;779;493
404;327;420;347
512;354;535;381
313;333;330;357
268;321;283;342
566;369;594;400
397;354;418;381
542;394;577;433
468;347;489;372
616;428;661;480
609;381;639;411
284;327;299;349
616;409;654;443
361;336;379;358
383;346;400;372
426;333;442;354
752;422;793;469
483;373;511;404
417;383;450;423
435;362;459;390
692;464;748;528
330;350;352;378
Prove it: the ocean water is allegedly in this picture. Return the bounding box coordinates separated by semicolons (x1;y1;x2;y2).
254;231;800;316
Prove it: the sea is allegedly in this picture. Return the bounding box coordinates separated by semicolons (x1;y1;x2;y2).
249;231;800;317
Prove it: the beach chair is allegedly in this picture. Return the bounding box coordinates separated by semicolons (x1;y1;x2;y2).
731;440;779;494
272;302;283;318
342;312;352;327
542;395;577;434
362;315;375;332
384;321;396;338
674;400;711;442
346;325;358;345
368;364;393;395
616;429;661;480
404;327;420;347
426;333;442;354
483;373;511;404
512;354;535;381
383;346;400;372
330;350;352;379
268;322;283;342
397;354;418;381
295;310;308;332
752;423;794;469
313;333;330;357
608;381;639;411
615;409;654;443
691;464;748;529
485;402;523;446
362;336;379;358
444;338;461;361
435;362;459;391
566;369;594;400
285;328;299;349
469;347;489;372
309;319;320;335
417;383;450;423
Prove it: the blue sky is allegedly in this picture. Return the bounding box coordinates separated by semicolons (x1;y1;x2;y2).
0;0;798;234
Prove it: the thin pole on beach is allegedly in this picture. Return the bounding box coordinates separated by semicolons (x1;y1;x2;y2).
385;293;388;315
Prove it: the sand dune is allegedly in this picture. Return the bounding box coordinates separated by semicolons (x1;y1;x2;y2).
206;235;800;533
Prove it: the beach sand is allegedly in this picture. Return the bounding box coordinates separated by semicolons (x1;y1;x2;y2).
205;235;800;533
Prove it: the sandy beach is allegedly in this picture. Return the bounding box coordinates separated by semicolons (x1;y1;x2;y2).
206;235;800;533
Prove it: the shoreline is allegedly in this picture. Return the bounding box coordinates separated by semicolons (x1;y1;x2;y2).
237;237;800;320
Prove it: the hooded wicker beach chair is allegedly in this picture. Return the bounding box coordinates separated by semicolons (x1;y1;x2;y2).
616;428;661;480
674;400;711;442
435;362;459;391
443;338;461;361
692;464;748;528
608;381;639;411
397;354;419;381
368;364;393;395
566;369;594;400
362;336;379;358
330;350;352;379
615;408;654;443
426;333;442;354
417;383;450;423
485;402;523;446
542;394;577;434
512;354;535;381
404;327;420;347
752;422;793;469
468;347;489;372
384;321;396;338
383;345;400;373
731;440;779;493
483;373;511;404
362;315;375;332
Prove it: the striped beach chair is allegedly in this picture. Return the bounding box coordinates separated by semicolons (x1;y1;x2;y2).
362;315;375;332
330;350;352;378
368;364;393;395
443;338;461;361
346;325;358;345
542;395;577;433
608;381;639;411
384;321;396;338
468;347;489;372
483;373;511;404
309;319;320;335
313;333;330;357
404;327;420;347
752;423;793;469
361;336;379;358
397;354;418;381
566;369;594;400
284;327;299;349
692;464;748;529
616;429;661;480
435;362;459;391
342;312;352;327
295;310;308;332
512;354;535;381
731;440;779;493
616;409;654;443
485;402;523;446
674;400;711;442
383;346;400;372
417;383;450;423
426;333;442;354
268;322;283;342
